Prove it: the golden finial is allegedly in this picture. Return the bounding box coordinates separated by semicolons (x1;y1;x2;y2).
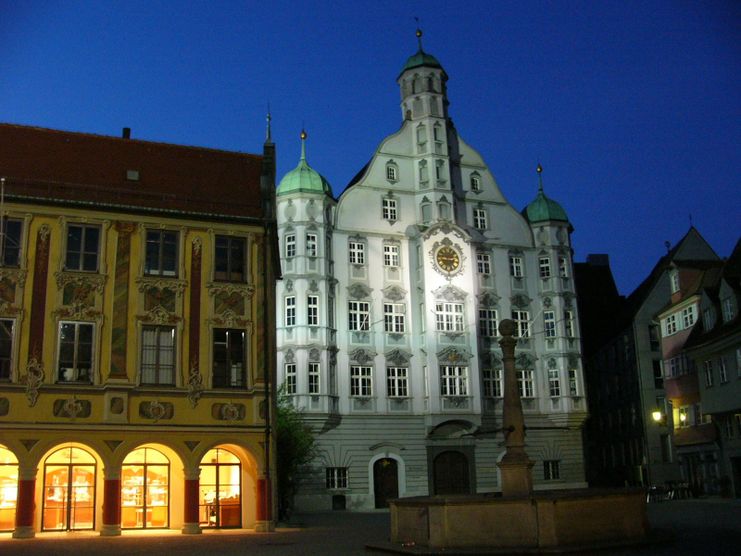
415;17;423;50
536;163;543;174
300;129;307;140
536;163;544;192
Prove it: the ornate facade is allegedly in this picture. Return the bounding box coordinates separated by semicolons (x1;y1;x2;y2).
276;36;588;511
0;124;278;536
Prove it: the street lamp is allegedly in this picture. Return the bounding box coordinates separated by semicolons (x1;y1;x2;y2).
652;410;664;424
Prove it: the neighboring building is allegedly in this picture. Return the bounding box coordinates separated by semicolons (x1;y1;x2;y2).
577;228;720;489
681;238;741;497
276;35;588;512
0;123;279;537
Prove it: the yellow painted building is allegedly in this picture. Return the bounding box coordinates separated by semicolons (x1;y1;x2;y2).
0;123;278;537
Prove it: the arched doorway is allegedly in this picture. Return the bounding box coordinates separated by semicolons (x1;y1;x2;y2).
433;451;470;495
121;447;169;529
0;446;18;531
42;446;96;531
373;458;399;508
199;447;241;528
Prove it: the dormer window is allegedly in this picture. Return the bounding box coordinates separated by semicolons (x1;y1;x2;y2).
386;161;399;182
470;173;481;192
670;270;680;294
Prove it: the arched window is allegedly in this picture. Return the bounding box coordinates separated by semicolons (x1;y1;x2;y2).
0;446;18;531
199;448;241;528
42;446;96;531
121;447;170;529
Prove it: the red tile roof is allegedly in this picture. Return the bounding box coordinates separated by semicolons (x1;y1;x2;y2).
0;124;265;220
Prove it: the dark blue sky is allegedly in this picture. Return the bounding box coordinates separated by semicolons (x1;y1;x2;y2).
2;1;739;294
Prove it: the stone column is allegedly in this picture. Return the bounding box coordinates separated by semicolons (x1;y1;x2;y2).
182;468;202;534
254;475;274;532
100;468;121;536
13;465;37;538
497;319;534;497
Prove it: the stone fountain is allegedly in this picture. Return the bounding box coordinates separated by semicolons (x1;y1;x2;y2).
385;320;649;552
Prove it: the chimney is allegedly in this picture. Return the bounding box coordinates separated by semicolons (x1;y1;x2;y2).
122;127;131;139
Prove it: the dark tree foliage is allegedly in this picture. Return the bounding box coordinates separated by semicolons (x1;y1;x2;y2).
276;385;317;519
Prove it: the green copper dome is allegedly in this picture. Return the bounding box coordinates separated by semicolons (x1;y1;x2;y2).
277;131;332;197
522;165;570;224
400;49;443;74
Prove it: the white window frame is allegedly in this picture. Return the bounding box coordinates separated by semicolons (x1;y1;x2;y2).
348;241;365;265
144;229;179;277
383;243;400;267
478;308;498;338
722;297;735;322
470;174;481;192
308;361;320;394
140;325;176;385
435;302;464;332
670;271;680;293
326;467;348;489
564;310;575;338
440;365;468;396
509;256;523;277
544;311;556;338
483;368;502;398
517;369;534;398
386;163;398;182
306;233;318;257
386;366;409;397
558;256;569;278
512;310;530;338
307;295;319;326
382;198;398;221
476;251;491;275
384;303;406;333
285;296;296;327
539;257;552;279
348;301;370;331
473;208;487;230
64;223;101;272
568;368;580;396
0;318;15;382
681;306;695;328
665;314;677;335
350;365;373;397
548;368;561;397
285;233;296;258
284;363;297;394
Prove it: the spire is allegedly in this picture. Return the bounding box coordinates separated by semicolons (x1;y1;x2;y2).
536;163;544;193
415;18;423;51
300;129;307;161
265;105;272;143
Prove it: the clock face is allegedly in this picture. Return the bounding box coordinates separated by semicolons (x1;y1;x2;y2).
436;246;460;273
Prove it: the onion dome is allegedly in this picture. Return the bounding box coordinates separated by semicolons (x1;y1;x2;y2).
399;28;445;78
277;130;332;197
522;164;570;224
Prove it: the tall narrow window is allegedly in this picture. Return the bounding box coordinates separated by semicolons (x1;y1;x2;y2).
0;219;21;267
482;368;502;397
564;310;575;338
214;236;245;281
511;310;530;338
470;174;481;192
473;208;487;230
418;160;429;182
558;256;569;278
65;224;100;272
568;369;579;396
284;363;296;394
544;311;556;338
140;326;175;385
285;234;296;258
0;319;13;381
145;230;178;276
681;306;695;328
348;241;365;264
285;296;296;327
436;303;464;332
670;271;680;293
440;365;468;396
350;366;373;396
384;303;405;333
308;362;320;394
121;447;170;529
57;322;93;383
539;257;551;278
722;298;735;322
544;460;560;481
382;198;397;221
517;369;534;397
307;295;319;326
348;301;370;331
665;314;677;335
478;308;498;337
509;256;523;277
704;360;714;387
548;368;561;397
306;233;318;257
476;252;491;275
212;328;245;388
386;163;398;181
383;244;400;267
387;367;409;397
719;357;728;383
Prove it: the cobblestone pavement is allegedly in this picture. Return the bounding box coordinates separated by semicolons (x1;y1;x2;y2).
2;499;740;555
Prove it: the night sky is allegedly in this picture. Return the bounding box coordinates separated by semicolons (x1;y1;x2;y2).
1;1;739;295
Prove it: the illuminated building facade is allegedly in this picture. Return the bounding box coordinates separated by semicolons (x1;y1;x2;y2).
0;124;278;536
